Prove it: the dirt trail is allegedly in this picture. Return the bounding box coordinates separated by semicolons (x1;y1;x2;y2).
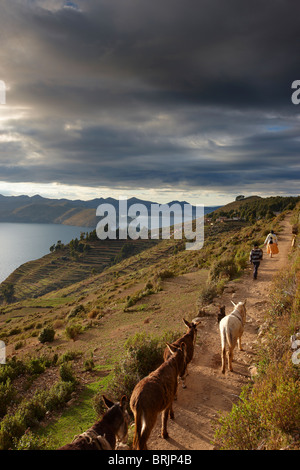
147;215;293;450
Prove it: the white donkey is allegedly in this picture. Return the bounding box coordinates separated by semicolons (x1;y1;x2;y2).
219;300;247;374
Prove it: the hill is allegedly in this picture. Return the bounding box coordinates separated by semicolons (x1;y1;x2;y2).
0;194;220;227
210;195;262;215
209;195;300;222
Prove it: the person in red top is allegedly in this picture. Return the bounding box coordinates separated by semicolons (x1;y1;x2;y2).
264;230;279;258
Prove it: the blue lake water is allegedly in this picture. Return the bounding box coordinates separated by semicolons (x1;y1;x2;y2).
0;223;91;284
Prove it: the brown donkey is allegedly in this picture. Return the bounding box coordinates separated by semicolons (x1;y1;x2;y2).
130;342;187;450
163;318;200;389
59;395;129;450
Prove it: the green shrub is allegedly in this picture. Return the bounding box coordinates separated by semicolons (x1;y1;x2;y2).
145;280;153;290
268;274;295;317
38;326;55;343
209;255;238;282
253;366;300;433
14;341;24;351
15;430;50;450
43;381;75;411
214;385;264;450
8;327;21;336
97;360;140;416
234;248;250;271
23;322;36;331
197;281;217;306
0;379;16;418
27;358;46;376
65;322;83;341
124;290;152;310
59;350;83;363
124;296;137;309
124;332;164;379
68;304;85;319
113;242;137;265
155;269;174;280
0;413;27;450
1;283;15;303
0;380;76;449
59;362;76;383
16;395;46;427
214;363;300;450
0;358;26;384
84;358;95;371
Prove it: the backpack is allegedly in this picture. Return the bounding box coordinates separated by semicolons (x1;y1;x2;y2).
269;236;273;245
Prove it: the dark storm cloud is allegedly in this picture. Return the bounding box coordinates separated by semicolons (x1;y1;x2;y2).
0;0;300;195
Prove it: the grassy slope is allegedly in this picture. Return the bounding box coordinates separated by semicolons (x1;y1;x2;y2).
0;196;296;449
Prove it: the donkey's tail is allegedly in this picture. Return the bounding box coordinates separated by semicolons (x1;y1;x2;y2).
220;322;233;350
132;404;151;450
132;406;143;450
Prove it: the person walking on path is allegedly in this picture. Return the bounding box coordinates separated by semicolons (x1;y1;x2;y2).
264;230;279;258
249;242;263;280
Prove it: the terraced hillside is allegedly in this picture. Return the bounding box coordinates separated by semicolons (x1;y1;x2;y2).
0;237;159;302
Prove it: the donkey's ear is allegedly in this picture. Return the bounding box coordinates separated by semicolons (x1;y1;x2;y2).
102;395;114;409
183;318;191;328
120;395;127;409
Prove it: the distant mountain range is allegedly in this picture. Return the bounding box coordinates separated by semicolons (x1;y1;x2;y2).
0;194;221;228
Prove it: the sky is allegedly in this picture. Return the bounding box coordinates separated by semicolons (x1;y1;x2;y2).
0;0;300;206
